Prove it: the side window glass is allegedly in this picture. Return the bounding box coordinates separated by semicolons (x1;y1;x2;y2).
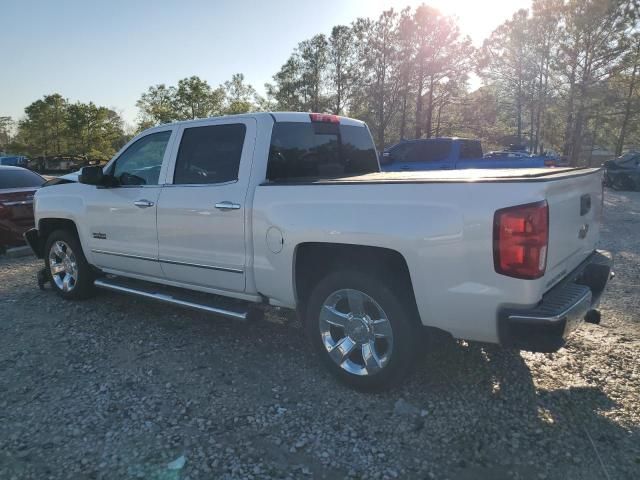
392;144;413;162
460;141;482;160
112;131;172;186
174;124;246;185
415;141;450;162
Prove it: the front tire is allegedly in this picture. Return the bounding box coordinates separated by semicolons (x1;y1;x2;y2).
305;270;422;391
44;229;95;300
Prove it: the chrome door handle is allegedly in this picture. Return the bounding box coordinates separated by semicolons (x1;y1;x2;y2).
133;199;154;208
215;201;241;210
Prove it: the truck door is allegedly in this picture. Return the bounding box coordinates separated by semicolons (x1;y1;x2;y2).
156;117;256;293
85;128;175;278
454;140;485;169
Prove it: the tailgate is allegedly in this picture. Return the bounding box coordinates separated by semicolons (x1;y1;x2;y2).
543;170;603;290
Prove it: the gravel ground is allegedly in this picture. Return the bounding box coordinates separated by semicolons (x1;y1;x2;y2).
1;190;639;480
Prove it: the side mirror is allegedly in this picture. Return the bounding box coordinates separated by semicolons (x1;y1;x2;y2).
78;166;105;185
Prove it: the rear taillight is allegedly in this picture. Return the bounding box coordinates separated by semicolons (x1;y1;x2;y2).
544;159;556;167
493;201;549;279
309;113;340;124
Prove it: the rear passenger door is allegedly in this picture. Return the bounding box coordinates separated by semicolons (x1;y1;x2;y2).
455;140;485;169
156;117;256;293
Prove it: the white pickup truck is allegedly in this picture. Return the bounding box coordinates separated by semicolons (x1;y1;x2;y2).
25;112;613;390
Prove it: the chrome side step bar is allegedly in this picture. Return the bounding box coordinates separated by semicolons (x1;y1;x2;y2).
94;277;250;321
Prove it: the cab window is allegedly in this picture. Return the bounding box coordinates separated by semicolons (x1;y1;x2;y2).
111;131;172;186
173;124;246;185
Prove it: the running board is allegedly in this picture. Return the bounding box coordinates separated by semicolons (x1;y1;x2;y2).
94;276;252;321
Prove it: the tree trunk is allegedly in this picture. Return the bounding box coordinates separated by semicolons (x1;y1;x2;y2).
529;90;535;153
377;70;385;148
399;88;407;140
570;99;586;166
435;101;443;137
616;59;638;156
516;79;522;144
534;58;548;154
425;76;435;139
414;75;424;139
562;65;577;158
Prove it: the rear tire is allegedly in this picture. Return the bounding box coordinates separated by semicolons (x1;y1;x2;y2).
44;229;95;300
305;269;422;391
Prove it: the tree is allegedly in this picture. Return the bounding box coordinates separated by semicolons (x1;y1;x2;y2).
19;94;69;157
615;33;640;155
136;84;178;128
66;102;124;159
271;55;306;110
298;34;329;112
412;5;473;138
479;9;536;145
174;76;225;120
12;94;126;161
353;10;403;148
327;25;359;114
271;34;330;112
0;116;13;152
557;0;635;163
222;73;257;114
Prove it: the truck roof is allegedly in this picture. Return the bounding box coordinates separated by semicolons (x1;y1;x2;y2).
0;165;27;171
161;112;367;129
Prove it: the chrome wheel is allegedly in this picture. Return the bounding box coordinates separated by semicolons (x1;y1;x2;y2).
319;289;394;376
48;240;78;293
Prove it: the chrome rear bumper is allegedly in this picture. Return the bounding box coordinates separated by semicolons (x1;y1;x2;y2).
498;250;613;352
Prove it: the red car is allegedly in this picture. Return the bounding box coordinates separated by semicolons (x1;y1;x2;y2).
0;166;46;254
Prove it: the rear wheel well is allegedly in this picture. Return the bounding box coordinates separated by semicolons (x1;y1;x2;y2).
294;243;420;324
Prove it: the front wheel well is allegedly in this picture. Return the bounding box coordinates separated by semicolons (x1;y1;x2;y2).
35;218;80;257
293;243;420;324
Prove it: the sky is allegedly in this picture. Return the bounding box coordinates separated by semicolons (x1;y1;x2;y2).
1;0;531;127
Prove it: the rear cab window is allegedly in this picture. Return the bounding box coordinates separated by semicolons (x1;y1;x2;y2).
267;120;379;181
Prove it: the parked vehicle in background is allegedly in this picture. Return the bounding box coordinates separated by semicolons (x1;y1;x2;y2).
25;113;612;390
380;138;560;171
603;152;640;191
0;166;45;254
0;155;29;168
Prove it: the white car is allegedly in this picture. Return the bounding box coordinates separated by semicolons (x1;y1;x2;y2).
25;112;613;390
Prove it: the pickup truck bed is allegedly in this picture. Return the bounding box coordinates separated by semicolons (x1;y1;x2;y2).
263;167;596;184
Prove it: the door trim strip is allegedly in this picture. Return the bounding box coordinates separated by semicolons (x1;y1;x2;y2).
160;258;243;274
91;249;244;274
92;249;156;262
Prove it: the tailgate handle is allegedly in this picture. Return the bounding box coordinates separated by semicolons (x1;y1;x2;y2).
580;194;591;216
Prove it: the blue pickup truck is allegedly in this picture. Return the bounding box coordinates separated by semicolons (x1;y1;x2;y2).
380;138;559;171
0;155;29;168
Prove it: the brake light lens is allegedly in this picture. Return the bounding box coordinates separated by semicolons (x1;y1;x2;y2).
493;201;549;279
309;113;340;124
544;159;556;167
